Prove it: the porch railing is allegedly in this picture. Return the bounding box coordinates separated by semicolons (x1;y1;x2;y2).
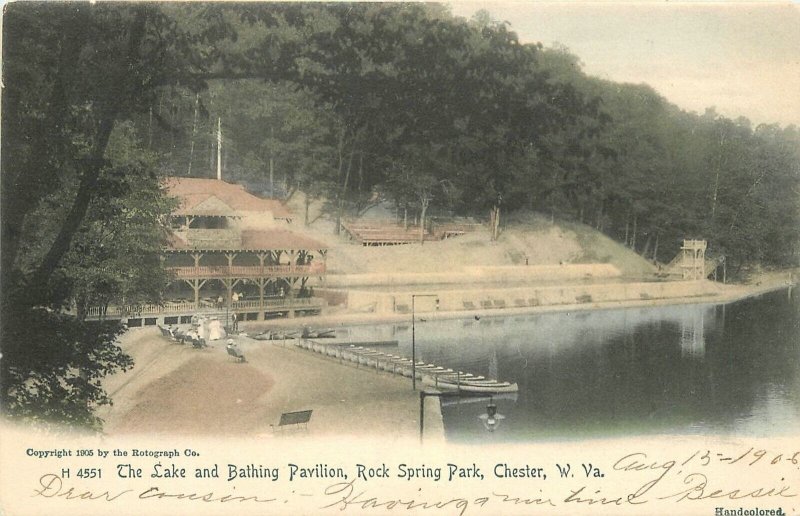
80;297;325;319
168;263;325;278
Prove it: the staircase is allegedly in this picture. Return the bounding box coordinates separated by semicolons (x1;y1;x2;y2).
661;253;724;279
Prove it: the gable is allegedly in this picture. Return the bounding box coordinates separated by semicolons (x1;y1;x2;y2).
188;195;237;216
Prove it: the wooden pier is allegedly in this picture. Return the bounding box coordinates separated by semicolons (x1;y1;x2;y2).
294;338;518;394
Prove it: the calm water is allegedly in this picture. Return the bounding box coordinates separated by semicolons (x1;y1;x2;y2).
337;287;800;443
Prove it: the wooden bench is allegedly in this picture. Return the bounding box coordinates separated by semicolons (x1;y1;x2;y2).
271;410;313;431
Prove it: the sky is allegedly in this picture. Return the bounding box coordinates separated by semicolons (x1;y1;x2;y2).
448;2;800;127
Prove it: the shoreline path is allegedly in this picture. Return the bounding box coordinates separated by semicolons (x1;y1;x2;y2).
100;328;444;441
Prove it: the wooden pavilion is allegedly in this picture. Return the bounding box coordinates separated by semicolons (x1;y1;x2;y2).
162;177;327;322
79;177;327;325
164;227;327;321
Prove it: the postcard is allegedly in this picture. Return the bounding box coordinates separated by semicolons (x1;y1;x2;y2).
1;1;798;515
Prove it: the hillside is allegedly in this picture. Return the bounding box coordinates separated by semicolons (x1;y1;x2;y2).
286;194;656;278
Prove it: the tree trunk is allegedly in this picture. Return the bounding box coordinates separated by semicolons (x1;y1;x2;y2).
596;200;604;231
641;233;653;258
148;107;153;150
652;232;660;262
1;9;92;297
27;8;149;303
188;93;199;176
357;152;364;198
631;214;638;252
710;133;725;219
208;95;215;172
624;217;629;247
334;127;346;235
490;205;501;241
335;137;356;235
419;199;429;245
269;126;274;197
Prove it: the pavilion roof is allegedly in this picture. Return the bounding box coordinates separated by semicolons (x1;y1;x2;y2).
240;229;327;250
164;177;292;218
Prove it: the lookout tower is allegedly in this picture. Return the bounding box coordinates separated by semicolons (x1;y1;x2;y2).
680;239;707;280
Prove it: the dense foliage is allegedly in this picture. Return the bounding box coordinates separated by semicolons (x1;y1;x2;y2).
2;3;798;427
1;3;226;427
150;4;799;269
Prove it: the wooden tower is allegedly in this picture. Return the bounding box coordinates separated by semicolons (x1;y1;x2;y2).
680;239;707;280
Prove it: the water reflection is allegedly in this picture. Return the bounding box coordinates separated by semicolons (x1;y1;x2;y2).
338;288;799;442
680;308;708;358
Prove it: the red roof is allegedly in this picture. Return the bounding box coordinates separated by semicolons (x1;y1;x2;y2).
241;230;327;250
164;177;292;218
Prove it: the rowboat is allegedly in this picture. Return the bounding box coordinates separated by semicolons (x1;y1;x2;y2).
301;328;336;339
252;330;298;341
433;379;519;394
439;392;519;407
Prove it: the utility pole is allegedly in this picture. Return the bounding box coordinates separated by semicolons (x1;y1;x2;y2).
217;117;222;181
411;294;438;390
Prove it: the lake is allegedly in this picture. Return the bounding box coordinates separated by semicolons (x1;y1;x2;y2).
339;287;799;443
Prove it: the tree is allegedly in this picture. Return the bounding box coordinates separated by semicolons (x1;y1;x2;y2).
1;3;233;426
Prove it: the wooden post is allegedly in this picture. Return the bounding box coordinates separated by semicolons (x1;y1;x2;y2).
321;249;328;292
258;253;267;275
192;252;202;275
185;278;206;310
288;277;296;318
225;252;237;270
193;280;200;309
257;278;266;321
224;279;233;310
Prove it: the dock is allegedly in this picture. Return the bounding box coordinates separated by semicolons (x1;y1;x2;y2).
294;338;518;394
253;333;399;347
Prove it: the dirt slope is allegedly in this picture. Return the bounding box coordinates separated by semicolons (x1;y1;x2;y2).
286;194;656;277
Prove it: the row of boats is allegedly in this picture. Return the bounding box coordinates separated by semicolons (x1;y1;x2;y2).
253;328;336;340
295;339;518;394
